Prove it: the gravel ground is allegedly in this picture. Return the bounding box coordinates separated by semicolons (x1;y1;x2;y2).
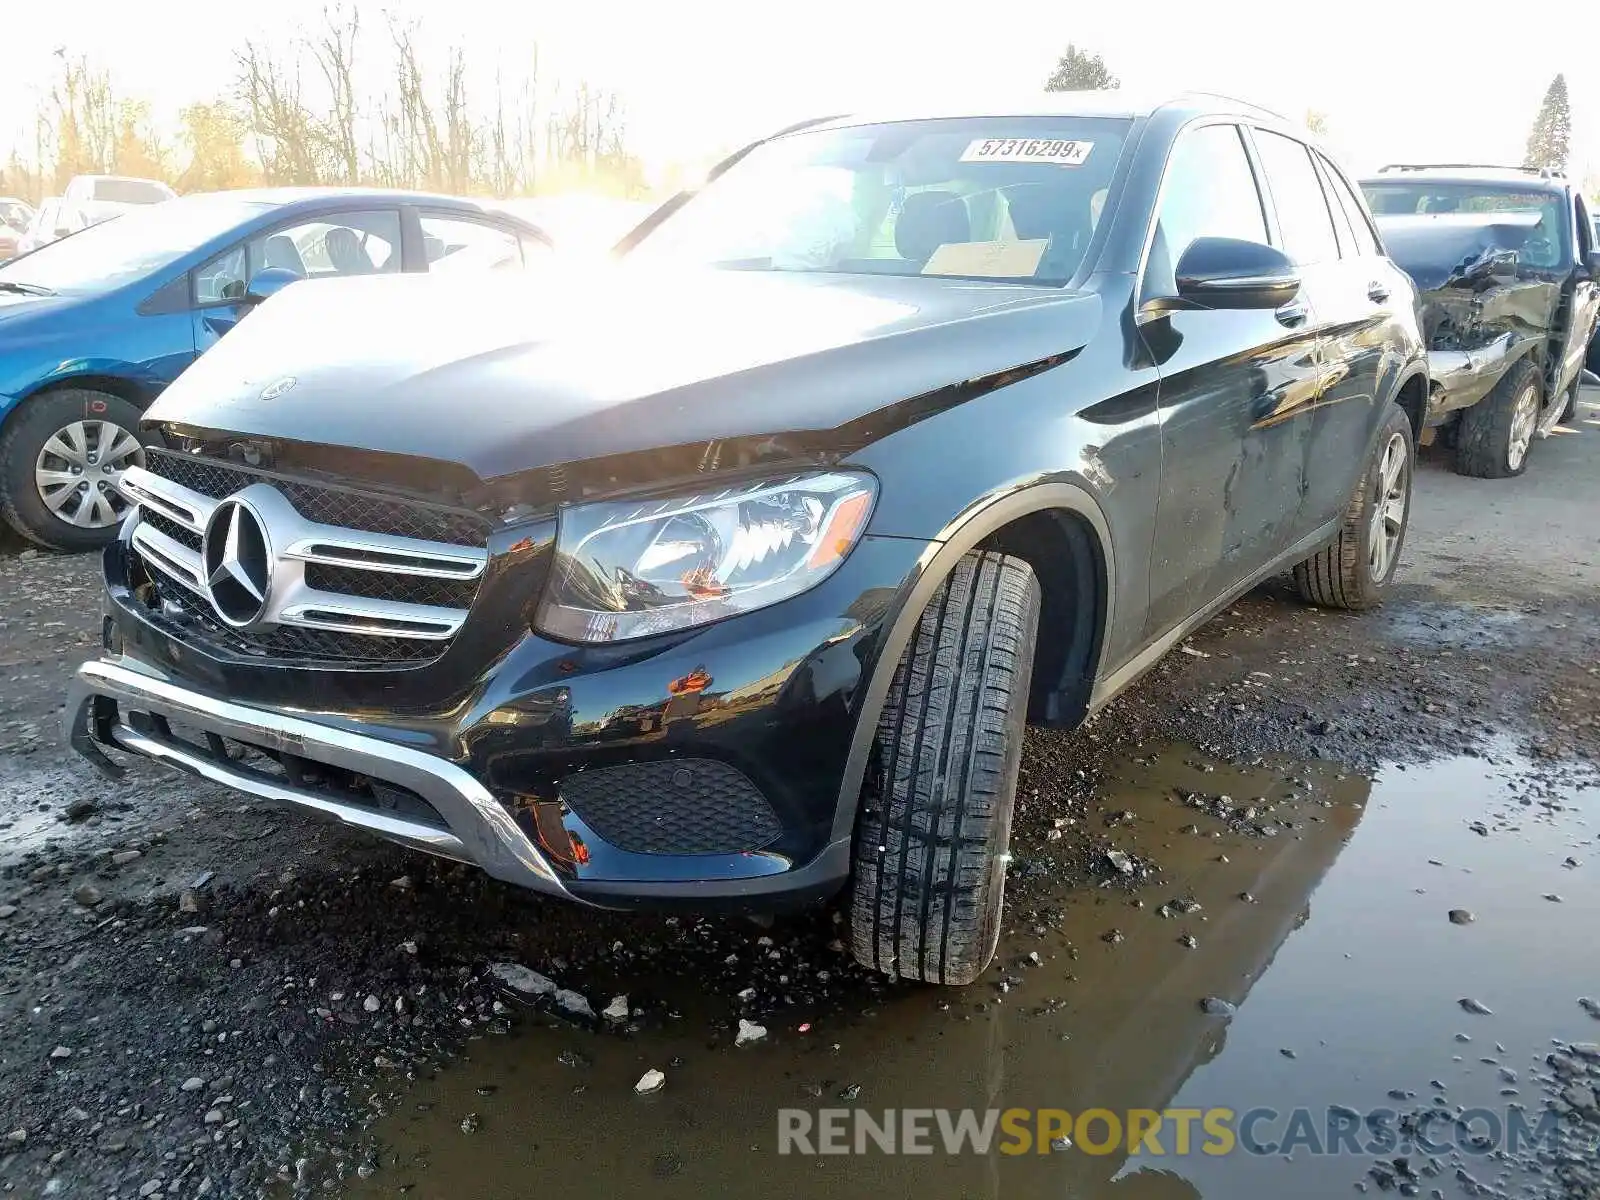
0;397;1597;1198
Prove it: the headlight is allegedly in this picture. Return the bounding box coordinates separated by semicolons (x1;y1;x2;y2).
535;471;876;643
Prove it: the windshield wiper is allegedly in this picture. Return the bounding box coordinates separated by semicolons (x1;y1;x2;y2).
0;281;55;296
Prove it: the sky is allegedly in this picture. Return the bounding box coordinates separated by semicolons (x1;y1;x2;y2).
5;0;1600;186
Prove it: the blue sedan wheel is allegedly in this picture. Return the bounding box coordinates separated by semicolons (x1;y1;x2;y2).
1;389;149;551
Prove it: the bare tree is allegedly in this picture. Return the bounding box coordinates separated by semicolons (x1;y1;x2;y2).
311;5;361;184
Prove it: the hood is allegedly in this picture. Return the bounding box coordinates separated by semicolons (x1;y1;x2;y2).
0;289;83;328
1374;211;1538;293
149;266;1102;481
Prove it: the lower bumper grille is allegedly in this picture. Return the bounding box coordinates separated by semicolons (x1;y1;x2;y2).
559;759;783;855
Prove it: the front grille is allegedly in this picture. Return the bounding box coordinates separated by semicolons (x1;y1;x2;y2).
559;759;783;855
141;507;201;552
155;580;443;665
303;563;480;610
144;450;489;545
126;450;491;668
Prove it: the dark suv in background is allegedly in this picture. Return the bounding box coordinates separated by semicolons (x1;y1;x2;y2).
1361;164;1599;477
68;93;1426;986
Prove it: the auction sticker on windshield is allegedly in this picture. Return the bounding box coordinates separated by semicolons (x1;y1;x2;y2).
959;138;1093;166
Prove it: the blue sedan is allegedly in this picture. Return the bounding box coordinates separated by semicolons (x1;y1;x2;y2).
0;188;551;550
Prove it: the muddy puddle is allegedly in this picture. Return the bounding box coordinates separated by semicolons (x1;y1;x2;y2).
341;744;1598;1200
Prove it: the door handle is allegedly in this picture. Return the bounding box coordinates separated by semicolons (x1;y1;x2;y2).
1366;281;1391;303
1275;298;1310;327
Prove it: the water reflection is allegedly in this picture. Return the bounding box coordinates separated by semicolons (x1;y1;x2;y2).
343;746;1597;1200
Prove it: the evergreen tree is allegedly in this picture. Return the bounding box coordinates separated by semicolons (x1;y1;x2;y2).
1523;75;1571;173
1045;45;1119;91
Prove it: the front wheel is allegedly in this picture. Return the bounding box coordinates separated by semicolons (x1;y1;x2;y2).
849;550;1040;986
1454;359;1539;478
1294;403;1413;611
0;389;148;552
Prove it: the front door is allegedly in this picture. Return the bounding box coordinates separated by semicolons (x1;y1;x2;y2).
1553;192;1600;410
190;210;405;354
1141;121;1328;639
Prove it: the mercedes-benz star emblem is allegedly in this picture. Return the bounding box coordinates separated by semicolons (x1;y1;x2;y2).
202;499;272;627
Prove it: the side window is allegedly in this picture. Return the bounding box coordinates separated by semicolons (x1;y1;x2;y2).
1253;130;1341;265
420;215;525;273
1153;123;1269;271
1575;193;1594;258
1318;154;1382;257
1314;158;1357;260
249;211;401;280
194;243;248;305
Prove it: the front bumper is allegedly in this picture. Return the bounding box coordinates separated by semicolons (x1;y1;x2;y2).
67;656;570;894
69;532;931;909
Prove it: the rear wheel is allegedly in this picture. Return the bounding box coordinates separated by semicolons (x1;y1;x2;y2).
1294;403;1413;611
1453;359;1539;478
1558;377;1580;425
0;390;147;552
849;550;1039;986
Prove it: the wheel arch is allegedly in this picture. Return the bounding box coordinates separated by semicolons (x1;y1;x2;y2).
2;374;158;439
829;482;1114;843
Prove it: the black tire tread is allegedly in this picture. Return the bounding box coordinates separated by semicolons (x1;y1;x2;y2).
1454;358;1539;479
850;550;1039;986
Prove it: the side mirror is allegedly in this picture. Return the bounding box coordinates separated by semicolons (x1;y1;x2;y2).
1174;237;1301;310
1586;250;1600;278
244;267;301;306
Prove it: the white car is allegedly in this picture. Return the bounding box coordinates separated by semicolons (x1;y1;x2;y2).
0;197;35;260
62;175;176;207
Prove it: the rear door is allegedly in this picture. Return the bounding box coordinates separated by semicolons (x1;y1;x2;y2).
1141;121;1328;639
1288;143;1400;527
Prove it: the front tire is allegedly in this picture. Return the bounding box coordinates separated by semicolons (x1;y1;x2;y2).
1294;403;1413;611
1454;359;1539;478
850;550;1040;986
0;389;148;552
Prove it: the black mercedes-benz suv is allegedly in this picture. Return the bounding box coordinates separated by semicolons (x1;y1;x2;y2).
67;93;1427;986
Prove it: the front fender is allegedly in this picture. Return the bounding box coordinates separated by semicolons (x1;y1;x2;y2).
827;480;1115;843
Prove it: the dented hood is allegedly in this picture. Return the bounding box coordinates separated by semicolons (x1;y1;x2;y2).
1374;211;1539;293
149;266;1101;480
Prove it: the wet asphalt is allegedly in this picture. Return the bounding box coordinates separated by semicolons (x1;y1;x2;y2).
0;396;1597;1200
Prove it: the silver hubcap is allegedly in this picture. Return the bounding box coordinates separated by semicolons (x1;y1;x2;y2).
34;419;145;529
1368;432;1408;583
1507;386;1537;471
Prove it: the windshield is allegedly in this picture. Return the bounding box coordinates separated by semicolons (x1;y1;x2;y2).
1361;182;1568;269
93;179;171;204
627;116;1131;285
0;195;272;293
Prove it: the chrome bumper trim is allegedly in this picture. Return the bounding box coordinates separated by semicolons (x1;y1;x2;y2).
66;658;569;897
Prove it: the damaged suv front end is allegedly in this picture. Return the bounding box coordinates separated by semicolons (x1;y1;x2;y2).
1362;166;1600;475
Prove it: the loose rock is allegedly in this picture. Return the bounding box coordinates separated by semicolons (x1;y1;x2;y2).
635;1069;666;1095
736;1019;769;1047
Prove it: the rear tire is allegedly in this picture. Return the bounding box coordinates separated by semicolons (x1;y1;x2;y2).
1294;403;1413;611
850;550;1039;986
0;389;148;552
1453;359;1539;478
1558;378;1579;424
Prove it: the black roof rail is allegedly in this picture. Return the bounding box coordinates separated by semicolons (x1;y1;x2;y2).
1376;162;1565;179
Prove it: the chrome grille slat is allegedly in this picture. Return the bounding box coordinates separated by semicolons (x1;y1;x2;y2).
122;456;490;666
129;520;207;594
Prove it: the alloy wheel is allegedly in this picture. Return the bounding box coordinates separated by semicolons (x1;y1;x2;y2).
34;419;144;529
1367;431;1408;583
1507;386;1538;472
